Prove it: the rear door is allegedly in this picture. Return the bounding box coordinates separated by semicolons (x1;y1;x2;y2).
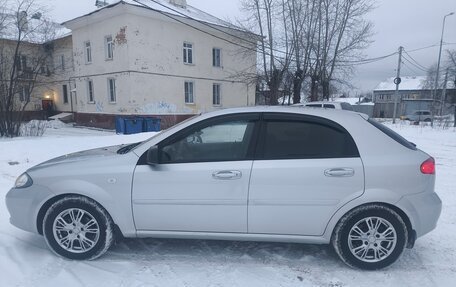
248;113;364;236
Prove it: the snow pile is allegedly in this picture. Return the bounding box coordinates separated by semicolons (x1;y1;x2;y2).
0;123;455;286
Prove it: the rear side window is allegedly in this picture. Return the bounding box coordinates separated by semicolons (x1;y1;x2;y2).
306;104;322;108
368;119;417;150
340;102;354;111
323;104;335;109
260;120;359;159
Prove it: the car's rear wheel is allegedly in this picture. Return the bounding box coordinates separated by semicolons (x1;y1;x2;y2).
43;196;114;260
332;204;408;270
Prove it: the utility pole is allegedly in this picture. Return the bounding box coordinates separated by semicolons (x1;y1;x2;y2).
440;68;449;116
392;46;403;124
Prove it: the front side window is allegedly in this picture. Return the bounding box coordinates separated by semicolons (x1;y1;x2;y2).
212;48;221;67
87;79;94;103
159;117;257;163
105;35;113;60
183;42;193;64
213;83;221;106
260;118;359;159
184;81;194;104
108;78;116;103
85;41;92;63
323;104;335;109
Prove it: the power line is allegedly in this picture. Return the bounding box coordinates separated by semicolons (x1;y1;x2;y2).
402;55;428;73
335;51;398;66
130;0;292;62
401;60;422;74
403;50;429;71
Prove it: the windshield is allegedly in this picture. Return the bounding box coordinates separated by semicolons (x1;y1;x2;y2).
127;114;201;152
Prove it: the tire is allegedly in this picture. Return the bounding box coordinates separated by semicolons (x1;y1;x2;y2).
331;204;408;270
424;118;432;122
43;196;114;260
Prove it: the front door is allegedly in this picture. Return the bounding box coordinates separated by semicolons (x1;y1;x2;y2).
248;113;365;236
132;114;259;233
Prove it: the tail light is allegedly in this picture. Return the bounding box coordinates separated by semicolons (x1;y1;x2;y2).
420;157;435;174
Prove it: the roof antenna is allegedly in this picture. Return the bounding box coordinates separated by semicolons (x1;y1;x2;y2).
95;0;108;8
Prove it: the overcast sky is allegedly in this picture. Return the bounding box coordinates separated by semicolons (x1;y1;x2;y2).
43;0;456;94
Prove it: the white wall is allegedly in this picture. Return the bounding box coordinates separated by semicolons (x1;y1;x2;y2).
67;3;256;115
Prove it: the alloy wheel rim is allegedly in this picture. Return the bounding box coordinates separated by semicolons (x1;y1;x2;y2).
348;216;397;263
52;208;100;253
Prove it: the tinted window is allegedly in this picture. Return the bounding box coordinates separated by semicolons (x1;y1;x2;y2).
323;104;335;109
261;120;359;159
368;119;417;150
341;102;354;111
160;118;256;163
306;104;322;107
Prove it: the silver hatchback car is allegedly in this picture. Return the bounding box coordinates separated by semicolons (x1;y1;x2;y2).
6;107;441;270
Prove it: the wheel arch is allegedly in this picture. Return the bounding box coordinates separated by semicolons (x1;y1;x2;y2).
328;202;415;248
36;193;123;240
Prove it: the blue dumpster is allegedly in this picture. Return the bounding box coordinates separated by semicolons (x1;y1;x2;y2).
115;116;126;134
124;118;144;134
143;117;161;132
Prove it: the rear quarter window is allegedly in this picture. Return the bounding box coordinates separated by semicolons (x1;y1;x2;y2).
368;119;417;150
341;102;354;111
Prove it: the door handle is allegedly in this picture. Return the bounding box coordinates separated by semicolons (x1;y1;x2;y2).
324;168;355;177
212;170;242;180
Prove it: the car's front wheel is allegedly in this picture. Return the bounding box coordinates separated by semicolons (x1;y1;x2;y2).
332;204;408;270
43;196;114;260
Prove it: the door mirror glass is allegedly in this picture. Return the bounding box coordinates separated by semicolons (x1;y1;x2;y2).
147;145;159;165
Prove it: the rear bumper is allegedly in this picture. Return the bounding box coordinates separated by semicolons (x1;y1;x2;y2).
397;191;442;238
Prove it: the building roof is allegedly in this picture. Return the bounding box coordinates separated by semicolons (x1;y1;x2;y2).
63;0;252;35
0;12;70;44
374;76;455;91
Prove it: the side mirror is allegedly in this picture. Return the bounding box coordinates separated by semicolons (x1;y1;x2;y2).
147;145;159;165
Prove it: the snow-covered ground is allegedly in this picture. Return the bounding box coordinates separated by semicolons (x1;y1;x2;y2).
0;121;455;287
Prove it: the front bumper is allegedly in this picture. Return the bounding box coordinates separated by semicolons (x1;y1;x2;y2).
5;185;55;234
397;191;442;238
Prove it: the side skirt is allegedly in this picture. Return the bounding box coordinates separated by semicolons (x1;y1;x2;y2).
135;230;329;245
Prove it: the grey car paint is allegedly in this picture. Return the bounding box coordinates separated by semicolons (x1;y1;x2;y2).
6;106;441;247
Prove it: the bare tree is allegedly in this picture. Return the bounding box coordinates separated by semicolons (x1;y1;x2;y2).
447;50;456;88
241;0;293;105
284;0;319;103
0;0;57;137
317;0;373;100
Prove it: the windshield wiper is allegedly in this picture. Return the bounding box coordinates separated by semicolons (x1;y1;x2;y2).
117;142;142;154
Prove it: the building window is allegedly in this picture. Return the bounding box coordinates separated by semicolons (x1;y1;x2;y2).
212;48;221;67
183;42;193;64
61;54;65;70
105;35;113;60
63;84;69;104
213;83;221;106
108;78;116;103
87;79;94;103
84;41;92;63
70;82;77;104
184;81;194;104
19;86;30;102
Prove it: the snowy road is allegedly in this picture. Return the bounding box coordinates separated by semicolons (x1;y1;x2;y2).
1;122;455;286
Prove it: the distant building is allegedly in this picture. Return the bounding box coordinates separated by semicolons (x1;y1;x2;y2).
3;0;258;129
373;76;456;118
62;0;257;128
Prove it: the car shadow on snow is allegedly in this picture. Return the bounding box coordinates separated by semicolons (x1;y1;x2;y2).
106;238;341;266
